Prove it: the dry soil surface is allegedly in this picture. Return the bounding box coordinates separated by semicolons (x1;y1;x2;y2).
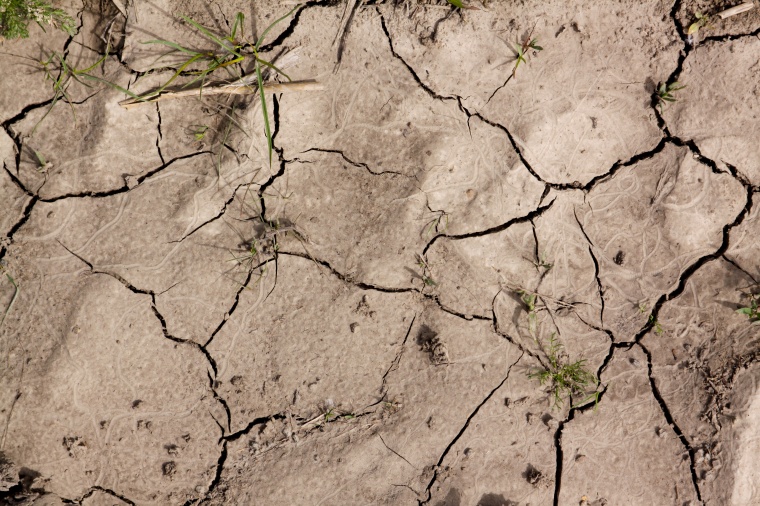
1;0;760;505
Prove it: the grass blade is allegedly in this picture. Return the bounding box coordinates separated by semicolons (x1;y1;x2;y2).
142;39;199;55
255;59;273;167
255;5;300;50
180;14;241;57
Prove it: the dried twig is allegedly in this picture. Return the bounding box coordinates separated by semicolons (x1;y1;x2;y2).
717;2;754;19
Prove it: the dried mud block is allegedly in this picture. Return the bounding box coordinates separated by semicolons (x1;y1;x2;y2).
725;196;760;279
664;37;760;186
642;259;760;504
382;0;679;185
213;301;524;504
559;346;699;505
267;151;424;287
9;156;246;344
1;274;219;503
215;416;418;505
0;131;31;237
424;366;556;505
730;371;760;505
207;254;419;434
11;50;162;198
532;191;605;329
425;221;537;318
577;143;745;341
275;10;544;235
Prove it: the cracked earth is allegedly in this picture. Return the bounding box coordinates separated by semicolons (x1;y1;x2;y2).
1;0;760;504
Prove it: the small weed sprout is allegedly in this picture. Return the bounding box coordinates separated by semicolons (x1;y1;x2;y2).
187;124;210;142
0;0;76;40
532;252;553;273
32;46;136;133
656;81;685;111
32;149;52;171
518;289;538;338
648;314;663;334
687;11;713;36
528;334;599;410
416;254;437;287
515;288;599;409
444;0;481;9
737;293;759;323
512;27;543;78
423;209;449;238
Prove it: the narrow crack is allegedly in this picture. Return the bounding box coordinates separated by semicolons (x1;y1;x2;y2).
178;181;253;242
379;433;416;469
378;11;457;103
423;198;556;254
420;351;524;505
638;341;703;502
224;413;286;441
276;250;412;293
155;103;165;165
202;257;275;348
301;147;413;177
380;315;416;396
76;485;136;505
33;150;212;203
551;380;611;506
701;25;760;43
573;209;605;327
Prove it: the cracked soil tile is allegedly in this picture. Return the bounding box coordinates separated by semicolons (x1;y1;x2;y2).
382;0;680;185
6;155;247;344
206;254;419;434
10;50;162;198
663;36;760;186
0;270;219;503
577;143;746;341
558;345;699;505
641;258;760;505
211;298;523;504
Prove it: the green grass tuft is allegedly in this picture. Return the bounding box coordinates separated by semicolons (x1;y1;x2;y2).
0;0;76;40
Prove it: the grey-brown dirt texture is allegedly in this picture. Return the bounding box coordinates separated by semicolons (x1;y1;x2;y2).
1;0;759;504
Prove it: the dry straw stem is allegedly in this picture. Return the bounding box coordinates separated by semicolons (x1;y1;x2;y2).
717;2;754;19
119;79;323;109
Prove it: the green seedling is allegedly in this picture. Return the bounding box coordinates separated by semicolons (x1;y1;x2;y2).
188;124;210;141
529;334;598;410
512;26;542;78
0;0;76;40
137;8;299;167
532;252;553;273
1;262;19;327
736;293;759;322
687;11;713;36
416;254;436;287
517;289;538;338
33;46;137;133
648;314;663;335
423;209;449;238
32;149;52;171
656;81;685;111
